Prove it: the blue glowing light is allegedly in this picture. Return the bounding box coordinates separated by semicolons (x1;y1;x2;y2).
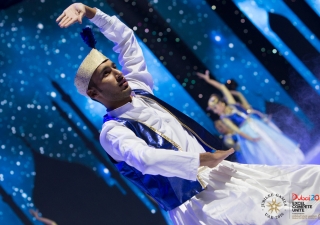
215;35;221;42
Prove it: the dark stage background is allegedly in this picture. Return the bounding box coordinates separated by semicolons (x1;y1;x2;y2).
1;0;320;224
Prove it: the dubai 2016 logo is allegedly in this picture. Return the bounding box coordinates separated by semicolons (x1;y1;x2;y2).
261;193;288;219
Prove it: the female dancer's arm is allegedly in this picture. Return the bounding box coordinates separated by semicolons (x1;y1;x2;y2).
196;70;237;105
221;118;259;142
29;209;57;225
229;90;271;122
249;109;269;121
230;90;251;110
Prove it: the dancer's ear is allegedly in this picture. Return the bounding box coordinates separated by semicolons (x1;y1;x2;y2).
87;89;98;99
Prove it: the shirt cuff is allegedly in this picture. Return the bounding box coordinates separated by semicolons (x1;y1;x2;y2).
187;152;200;181
89;8;113;29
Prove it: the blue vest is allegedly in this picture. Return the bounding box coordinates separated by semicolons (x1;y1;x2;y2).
103;89;222;211
222;104;248;127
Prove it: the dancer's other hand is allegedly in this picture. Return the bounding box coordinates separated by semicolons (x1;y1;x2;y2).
250;137;261;142
200;148;235;168
29;209;40;218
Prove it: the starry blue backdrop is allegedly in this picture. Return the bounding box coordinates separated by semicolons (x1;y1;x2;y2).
1;0;320;224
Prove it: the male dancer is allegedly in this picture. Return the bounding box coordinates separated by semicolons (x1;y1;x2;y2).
57;3;320;224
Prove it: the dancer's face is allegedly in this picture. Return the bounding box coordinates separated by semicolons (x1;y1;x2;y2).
87;59;132;110
210;102;225;115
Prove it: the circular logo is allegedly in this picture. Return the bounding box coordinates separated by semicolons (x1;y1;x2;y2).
261;193;288;219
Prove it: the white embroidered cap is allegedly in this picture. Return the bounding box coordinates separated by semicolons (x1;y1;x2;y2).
74;48;108;96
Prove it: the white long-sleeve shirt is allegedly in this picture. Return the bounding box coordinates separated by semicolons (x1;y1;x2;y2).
91;9;205;182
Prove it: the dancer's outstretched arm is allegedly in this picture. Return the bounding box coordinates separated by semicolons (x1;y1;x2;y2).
196;70;236;105
230;90;272;123
230;90;251;110
101;121;234;181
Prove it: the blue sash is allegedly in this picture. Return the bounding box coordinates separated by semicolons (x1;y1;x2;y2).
103;117;205;211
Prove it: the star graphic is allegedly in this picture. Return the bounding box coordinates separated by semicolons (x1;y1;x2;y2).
267;199;282;214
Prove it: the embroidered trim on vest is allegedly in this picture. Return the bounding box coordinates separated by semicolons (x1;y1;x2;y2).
134;91;220;151
135;119;183;151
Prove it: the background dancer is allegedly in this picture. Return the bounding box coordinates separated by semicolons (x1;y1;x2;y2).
197;70;305;165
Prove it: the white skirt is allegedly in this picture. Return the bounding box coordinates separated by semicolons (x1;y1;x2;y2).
236;118;305;165
169;161;320;225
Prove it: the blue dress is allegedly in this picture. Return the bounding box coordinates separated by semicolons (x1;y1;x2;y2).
221;105;305;165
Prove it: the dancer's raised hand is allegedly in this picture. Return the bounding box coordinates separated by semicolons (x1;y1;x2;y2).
56;3;96;28
196;70;210;81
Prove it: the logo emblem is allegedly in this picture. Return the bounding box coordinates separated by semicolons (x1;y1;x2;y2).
261;193;288;219
267;198;282;214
